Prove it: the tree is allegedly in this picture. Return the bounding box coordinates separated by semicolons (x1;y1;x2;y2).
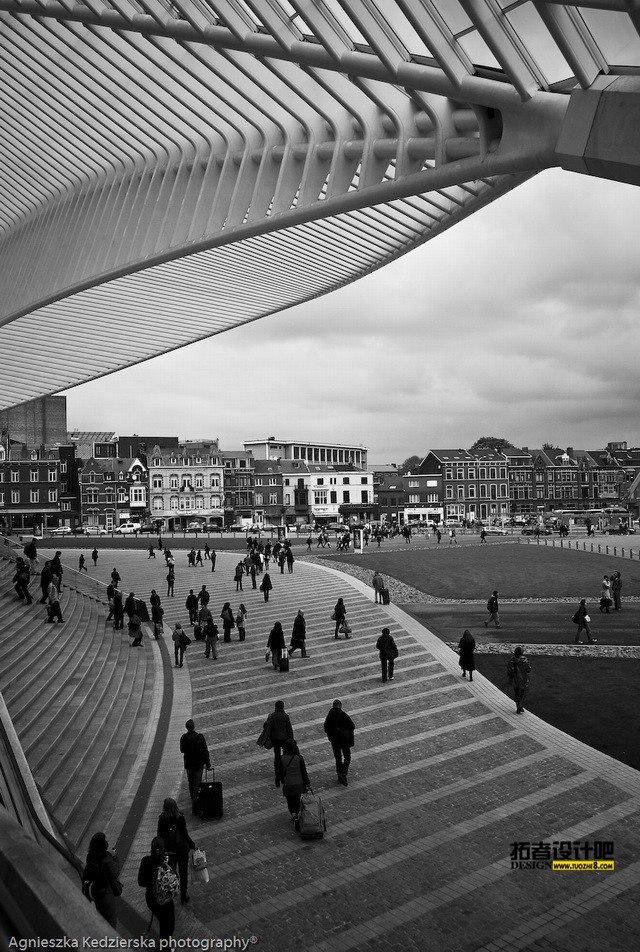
400;455;422;474
542;442;563;455
469;437;513;454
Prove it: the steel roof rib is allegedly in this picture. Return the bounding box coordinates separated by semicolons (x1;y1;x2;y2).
0;1;637;409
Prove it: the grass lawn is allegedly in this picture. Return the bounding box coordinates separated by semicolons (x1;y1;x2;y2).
322;541;640;599
476;655;640;772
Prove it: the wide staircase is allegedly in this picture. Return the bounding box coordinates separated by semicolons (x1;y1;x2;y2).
0;553;157;857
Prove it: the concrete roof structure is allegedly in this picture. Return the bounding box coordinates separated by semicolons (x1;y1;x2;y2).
1;1;639;409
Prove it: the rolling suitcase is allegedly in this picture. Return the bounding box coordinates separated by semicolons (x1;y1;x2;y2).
279;649;290;673
298;789;326;839
194;768;223;819
381;588;391;605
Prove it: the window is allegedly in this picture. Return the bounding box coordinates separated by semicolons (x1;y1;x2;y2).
86;490;99;504
48;489;57;503
154;458;162;466
60;462;67;474
408;494;420;504
480;484;488;498
30;490;40;503
30;450;38;461
255;494;264;505
446;487;453;499
445;469;452;479
457;487;464;499
457;469;464;480
490;468;497;479
479;468;486;479
131;487;144;503
427;493;438;503
152;475;163;489
48;470;57;482
195;496;204;509
11;490;20;503
170;495;179;510
361;491;369;503
0;492;3;505
61;500;71;511
284;478;290;487
330;491;337;504
195;474;204;489
468;469;476;479
11;471;19;482
210;495;220;508
317;478;324;486
153;496;164;511
89;473;95;483
170;474;179;489
30;470;38;482
314;491;327;505
361;477;368;484
343;491;350;503
408;480;419;488
104;490;114;504
468;486;476;498
210;475;220;487
269;493;278;505
342;477;350;485
269;477;278;486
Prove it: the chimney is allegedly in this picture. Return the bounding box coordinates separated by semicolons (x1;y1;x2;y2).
567;447;574;457
522;446;528;454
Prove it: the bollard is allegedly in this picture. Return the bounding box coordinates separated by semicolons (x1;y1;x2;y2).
606;546;609;555
622;549;624;558
598;545;601;554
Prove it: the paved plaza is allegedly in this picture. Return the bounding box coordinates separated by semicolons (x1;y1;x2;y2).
28;543;640;952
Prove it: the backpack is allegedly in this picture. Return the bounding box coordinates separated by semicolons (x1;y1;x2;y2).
82;859;108;902
152;861;180;906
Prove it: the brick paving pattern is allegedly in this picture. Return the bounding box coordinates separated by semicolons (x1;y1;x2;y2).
4;543;640;950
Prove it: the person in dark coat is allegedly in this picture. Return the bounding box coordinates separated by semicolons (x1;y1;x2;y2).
267;622;286;671
210;548;217;572
280;739;310;824
484;590;501;629
157;797;196;904
91;547;99;567
323;699;355;786
166;568;175;597
138;836;175;943
110;567;120;589
185;589;198;625
285;548;295;573
124;591;137;619
612;571;622;611
111;590;123;630
260;572;273;602
51;551;64;592
39;560;53;603
266;699;294;785
13;559;32;604
458;629;476;681
572;599;596;644
333;598;346;639
150;592;163;639
220;602;234;643
507;646;531;714
128;612;143;647
376;626;398;682
234;561;244;591
180;719;211;809
83;831;121;929
289;610;307;657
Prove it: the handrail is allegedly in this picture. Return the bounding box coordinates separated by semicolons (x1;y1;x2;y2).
0;693;84;881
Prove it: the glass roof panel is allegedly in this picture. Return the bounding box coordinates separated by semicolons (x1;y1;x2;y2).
456;31;501;71
430;0;473;36
578;7;640;67
506;2;574;85
388;13;432;59
322;0;368;45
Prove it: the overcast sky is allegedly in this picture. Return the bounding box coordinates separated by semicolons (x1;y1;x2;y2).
63;167;640;464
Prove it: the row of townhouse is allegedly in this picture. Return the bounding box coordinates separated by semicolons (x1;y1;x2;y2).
374;442;640;526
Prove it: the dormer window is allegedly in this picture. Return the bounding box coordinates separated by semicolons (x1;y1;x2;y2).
30;450;38;460
154;458;161;466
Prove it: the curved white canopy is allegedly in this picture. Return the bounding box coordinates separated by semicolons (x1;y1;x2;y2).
0;0;638;409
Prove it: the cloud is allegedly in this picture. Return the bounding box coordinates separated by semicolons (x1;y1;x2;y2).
63;167;640;461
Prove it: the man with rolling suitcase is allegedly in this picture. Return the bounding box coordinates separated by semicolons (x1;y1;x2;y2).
179;720;211;813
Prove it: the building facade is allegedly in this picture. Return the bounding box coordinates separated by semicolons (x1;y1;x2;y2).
0;441;61;533
244;438;368;470
148;442;224;530
80;456;147;530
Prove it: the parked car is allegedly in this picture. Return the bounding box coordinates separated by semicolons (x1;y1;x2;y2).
114;522;142;534
49;526;72;535
85;526;109;535
205;523;224;532
71;526;89;535
187;521;206;531
521;526;552;536
226;524;245;531
483;526;509;535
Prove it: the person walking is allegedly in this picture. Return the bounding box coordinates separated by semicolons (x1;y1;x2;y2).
124;591;137;619
204;619;219;659
376;626;398;682
260;572;273;603
148;543;156;559
480;528;487;544
449;527;458;545
45;579;63;623
203;542;210;561
157;798;195;906
172;622;188;666
333;597;346;639
150;590;163;639
82;832;121;929
612;571;622;611
289;610;307;657
51;551;64;593
236;604;247;642
436;529;442;544
23;537;38;574
267;621;286;671
128;610;143;647
286;547;295;574
279;739;311;826
306;534;312;553
39;560;53;604
166;567;175;597
234;561;244;592
179;719;211;811
195;549;203;567
263;700;294;786
198;585;210;607
13;559;32;604
323;699;355;787
91;547;99;567
484;590;501;629
220;602;234;643
250;561;257;589
185;590;198;625
210;548;217;572
507;646;531;714
110;567;121;589
572;599;596;644
371;570;385;604
458;629;476;681
137;836;175;944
